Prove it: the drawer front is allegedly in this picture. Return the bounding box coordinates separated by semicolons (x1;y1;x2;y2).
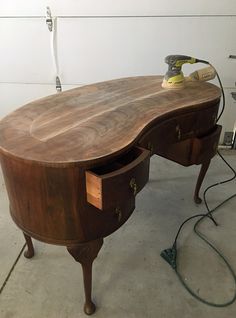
139;112;197;154
191;125;222;164
86;147;150;210
195;104;219;136
154;139;193;166
84;199;136;241
139;112;198;154
219;89;236;144
148;124;222;167
138;104;219;154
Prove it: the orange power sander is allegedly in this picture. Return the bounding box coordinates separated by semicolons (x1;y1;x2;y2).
162;54;216;89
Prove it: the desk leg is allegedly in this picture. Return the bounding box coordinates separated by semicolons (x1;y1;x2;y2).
67;238;104;315
23;233;35;258
194;159;211;204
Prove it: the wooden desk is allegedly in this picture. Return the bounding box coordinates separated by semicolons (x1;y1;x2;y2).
0;76;221;315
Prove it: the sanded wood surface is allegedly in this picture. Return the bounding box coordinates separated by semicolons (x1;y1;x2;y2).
0;76;221;166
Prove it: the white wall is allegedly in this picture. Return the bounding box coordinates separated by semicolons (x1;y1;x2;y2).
0;1;236;143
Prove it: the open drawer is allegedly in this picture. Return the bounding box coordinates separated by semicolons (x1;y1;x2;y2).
191;124;222;164
85;147;150;210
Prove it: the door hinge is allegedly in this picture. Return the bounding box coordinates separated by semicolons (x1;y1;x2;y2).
46;6;53;32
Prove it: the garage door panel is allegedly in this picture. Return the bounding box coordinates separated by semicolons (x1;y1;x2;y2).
1;1;235;16
58;17;236;87
0;18;54;83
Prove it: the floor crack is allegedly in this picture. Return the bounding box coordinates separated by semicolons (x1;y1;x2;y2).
0;243;26;295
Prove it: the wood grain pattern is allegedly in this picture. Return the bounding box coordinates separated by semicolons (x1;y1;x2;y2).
0;76;221;245
86;172;102;210
0;75;222;315
0;76;220;167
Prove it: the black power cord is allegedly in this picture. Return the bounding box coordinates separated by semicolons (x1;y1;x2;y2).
161;61;236;307
196;59;225;123
161;151;236;307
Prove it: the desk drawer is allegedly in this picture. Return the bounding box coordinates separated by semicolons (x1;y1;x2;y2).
139;105;219;154
139;112;199;153
151;125;222;166
85;147;150;210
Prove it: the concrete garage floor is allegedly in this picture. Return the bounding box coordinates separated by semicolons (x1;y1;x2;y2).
0;151;236;318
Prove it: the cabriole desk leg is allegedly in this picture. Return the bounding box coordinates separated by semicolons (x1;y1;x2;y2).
67;238;104;315
194;159;211;204
23;232;35;259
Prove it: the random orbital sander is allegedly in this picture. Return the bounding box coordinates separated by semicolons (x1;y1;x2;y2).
162;54;216;89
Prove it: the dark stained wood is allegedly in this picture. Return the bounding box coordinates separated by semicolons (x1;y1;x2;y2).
144;124;221;167
191;125;222;164
1;157;86;244
0;76;222;315
86;147;150;210
138;105;220;161
0;154;137;245
67;238;103;315
23;232;35;258
0;76;221;246
194;160;211;204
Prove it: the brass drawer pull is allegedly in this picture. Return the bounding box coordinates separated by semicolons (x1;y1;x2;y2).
130;178;137;196
86;147;150;210
176;125;181;140
115;207;122;222
212;114;217;124
147;141;154;154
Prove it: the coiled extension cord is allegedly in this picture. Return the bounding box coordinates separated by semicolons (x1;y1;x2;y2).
161;60;236;307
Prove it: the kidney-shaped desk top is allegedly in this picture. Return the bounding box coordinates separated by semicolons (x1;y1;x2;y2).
0;76;220;166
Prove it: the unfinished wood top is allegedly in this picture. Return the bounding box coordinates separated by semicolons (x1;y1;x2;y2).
0;76;221;167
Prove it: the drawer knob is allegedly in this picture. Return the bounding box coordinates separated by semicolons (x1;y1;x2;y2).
212;114;217;123
213;141;218;152
115;207;122;222
148;142;154;154
176;125;181;140
130;178;138;196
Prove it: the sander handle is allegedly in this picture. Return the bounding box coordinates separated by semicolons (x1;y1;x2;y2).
187;65;216;82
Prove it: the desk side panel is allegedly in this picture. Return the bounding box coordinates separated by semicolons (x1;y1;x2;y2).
0;155;136;245
0;156;85;244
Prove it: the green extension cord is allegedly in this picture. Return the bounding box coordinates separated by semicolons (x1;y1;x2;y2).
161;60;236;307
161;151;236;307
